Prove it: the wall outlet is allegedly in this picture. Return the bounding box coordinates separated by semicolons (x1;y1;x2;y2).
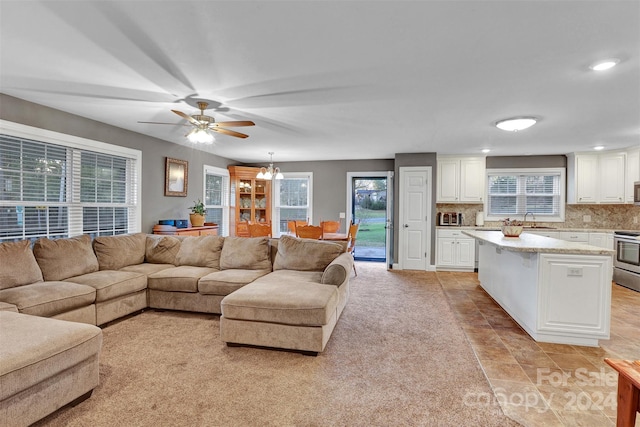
635;216;639;224
339;212;346;219
583;215;591;222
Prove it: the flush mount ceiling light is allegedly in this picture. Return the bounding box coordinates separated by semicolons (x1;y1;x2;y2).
495;117;538;132
481;148;491;153
256;152;284;180
589;58;620;71
593;145;605;151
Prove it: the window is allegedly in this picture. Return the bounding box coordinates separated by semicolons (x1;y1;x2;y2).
485;168;565;222
0;120;141;242
273;173;313;237
203;165;230;236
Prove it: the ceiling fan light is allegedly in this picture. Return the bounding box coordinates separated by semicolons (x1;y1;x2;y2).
495;117;538;132
188;128;214;144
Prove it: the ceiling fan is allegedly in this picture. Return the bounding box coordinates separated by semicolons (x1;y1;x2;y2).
138;101;255;143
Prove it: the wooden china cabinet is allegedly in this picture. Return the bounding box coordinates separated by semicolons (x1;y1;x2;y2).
228;166;272;237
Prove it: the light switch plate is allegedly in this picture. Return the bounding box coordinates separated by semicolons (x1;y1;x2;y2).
339;212;346;219
583;215;591;222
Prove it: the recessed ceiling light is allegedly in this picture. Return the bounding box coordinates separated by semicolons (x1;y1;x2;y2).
481;148;491;153
589;59;620;71
593;145;605;151
495;117;538;132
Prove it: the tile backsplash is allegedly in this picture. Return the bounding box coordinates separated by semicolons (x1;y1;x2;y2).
436;203;640;230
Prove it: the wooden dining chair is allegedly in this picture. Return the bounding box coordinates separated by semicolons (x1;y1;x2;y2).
248;222;272;237
287;220;308;235
295;225;323;239
347;222;360;276
320;220;340;234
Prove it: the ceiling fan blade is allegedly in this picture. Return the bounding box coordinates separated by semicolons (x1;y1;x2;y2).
137;121;189;126
171;109;200;126
211;128;249;139
212;121;255;128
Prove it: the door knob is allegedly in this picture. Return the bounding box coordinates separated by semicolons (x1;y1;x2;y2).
403;224;409;228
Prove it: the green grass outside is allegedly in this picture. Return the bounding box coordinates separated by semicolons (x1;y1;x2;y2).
353;208;387;247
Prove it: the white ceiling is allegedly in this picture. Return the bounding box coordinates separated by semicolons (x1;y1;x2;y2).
1;1;639;163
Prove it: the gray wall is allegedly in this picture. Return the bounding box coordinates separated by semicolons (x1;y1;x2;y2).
1;94;236;233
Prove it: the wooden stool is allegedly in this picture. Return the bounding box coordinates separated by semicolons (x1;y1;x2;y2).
604;358;640;427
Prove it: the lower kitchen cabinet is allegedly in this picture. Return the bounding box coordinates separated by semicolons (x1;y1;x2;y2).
436;229;475;271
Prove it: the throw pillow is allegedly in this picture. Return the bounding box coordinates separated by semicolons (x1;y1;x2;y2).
33;234;99;281
273;235;344;272
93;233;146;270
0;240;44;290
145;235;181;265
174;235;224;269
219;237;272;270
321;262;348;286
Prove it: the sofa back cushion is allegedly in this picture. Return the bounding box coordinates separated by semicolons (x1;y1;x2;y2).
93;233;147;270
273;235;344;272
220;237;271;271
146;235;181;264
174;235;224;269
33;234;99;281
0;240;44;290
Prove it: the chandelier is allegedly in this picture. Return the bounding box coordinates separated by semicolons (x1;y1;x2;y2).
256;152;283;180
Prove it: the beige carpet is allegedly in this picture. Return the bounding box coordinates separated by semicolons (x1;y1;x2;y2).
35;263;520;427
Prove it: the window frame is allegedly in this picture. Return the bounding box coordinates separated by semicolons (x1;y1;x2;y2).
484;168;566;223
272;172;313;237
203;165;230;236
0;120;142;241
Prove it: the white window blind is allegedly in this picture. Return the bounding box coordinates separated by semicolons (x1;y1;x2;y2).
0;124;140;242
273;173;313;237
203;165;229;236
485;168;565;222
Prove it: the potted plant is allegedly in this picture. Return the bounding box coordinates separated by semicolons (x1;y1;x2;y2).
188;199;206;227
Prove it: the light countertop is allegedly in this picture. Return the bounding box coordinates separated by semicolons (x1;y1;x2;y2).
461;230;615;255
436;226;621;233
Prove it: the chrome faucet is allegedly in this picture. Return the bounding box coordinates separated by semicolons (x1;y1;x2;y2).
524;212;536;227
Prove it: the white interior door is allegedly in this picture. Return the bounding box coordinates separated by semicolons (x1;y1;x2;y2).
399;167;431;270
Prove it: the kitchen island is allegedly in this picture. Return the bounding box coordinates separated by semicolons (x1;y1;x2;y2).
462;230;615;347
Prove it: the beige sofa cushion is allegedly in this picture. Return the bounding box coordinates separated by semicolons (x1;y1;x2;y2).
221;278;338;326
273;235;344;272
0;281;96;317
198;269;271;295
0;311;102;402
174;236;224;269
147;266;216;292
0;240;43;290
145;235;181;264
33;235;99;281
93;233;146;270
65;270;147;303
220;237;271;270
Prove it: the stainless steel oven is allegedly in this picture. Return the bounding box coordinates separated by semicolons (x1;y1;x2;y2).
613;231;640;292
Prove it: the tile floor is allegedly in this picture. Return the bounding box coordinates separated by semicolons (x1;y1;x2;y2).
437;271;640;427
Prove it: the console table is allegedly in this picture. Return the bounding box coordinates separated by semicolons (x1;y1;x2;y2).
152;225;218;236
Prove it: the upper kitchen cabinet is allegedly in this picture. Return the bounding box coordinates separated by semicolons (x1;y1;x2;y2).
626;147;640;203
437;156;486;203
567;151;626;204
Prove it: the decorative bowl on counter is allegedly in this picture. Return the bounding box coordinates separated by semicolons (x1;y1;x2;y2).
501;225;523;237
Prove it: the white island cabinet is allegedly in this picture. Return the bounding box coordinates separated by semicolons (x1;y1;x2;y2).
462;230;614;347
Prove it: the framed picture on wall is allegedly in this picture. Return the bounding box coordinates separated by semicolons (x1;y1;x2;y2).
165;157;188;197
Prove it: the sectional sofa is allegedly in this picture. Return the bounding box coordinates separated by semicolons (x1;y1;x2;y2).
0;233;353;426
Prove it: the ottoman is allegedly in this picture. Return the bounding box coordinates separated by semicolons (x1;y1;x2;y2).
220;272;343;355
0;311;103;427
